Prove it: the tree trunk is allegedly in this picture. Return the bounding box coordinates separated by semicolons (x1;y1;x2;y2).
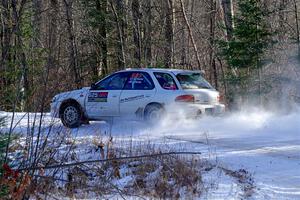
209;0;218;89
96;0;108;76
132;0;141;68
30;0;42;110
179;0;201;70
293;0;300;57
144;0;152;67
11;0;28;111
1;0;11;72
0;0;11;109
46;0;58;71
186;0;194;67
180;18;186;66
63;0;81;88
163;0;173;68
221;0;233;41
32;0;42;48
111;0;126;70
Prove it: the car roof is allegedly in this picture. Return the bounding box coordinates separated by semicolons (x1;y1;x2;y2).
119;68;204;75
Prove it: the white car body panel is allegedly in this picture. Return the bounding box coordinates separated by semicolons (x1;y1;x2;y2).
86;90;121;118
51;88;88;118
50;68;225;122
186;89;219;105
119;89;157;120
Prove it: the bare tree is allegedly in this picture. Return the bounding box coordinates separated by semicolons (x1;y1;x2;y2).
209;0;218;89
293;0;300;56
112;0;126;70
221;0;233;41
163;0;174;68
96;0;108;75
63;0;81;88
32;0;42;48
179;0;201;70
144;0;152;67
132;0;141;68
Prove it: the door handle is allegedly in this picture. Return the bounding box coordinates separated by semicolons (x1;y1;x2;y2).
112;95;117;98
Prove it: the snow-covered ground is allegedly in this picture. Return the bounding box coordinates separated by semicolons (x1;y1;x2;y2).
1;108;299;199
157;110;300;199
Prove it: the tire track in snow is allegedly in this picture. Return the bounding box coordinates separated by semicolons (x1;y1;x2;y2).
164;135;300;161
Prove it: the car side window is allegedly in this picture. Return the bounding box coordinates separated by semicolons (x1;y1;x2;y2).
154;72;178;90
95;72;129;90
123;72;154;90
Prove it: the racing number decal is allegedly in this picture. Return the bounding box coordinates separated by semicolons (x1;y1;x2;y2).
88;92;108;102
127;73;143;88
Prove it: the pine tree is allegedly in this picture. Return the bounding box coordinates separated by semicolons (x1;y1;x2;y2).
219;0;271;105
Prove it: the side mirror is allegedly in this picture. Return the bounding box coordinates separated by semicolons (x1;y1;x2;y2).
90;83;96;90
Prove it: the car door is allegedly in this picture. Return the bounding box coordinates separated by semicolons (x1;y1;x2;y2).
119;72;156;119
86;72;130;119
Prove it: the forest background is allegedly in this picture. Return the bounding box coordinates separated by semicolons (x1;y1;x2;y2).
1;0;300;112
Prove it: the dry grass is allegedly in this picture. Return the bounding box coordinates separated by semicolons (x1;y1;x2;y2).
222;168;256;198
24;135;205;199
3;126;256;199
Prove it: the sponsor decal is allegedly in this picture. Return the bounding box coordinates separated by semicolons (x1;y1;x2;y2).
120;95;145;103
88;92;108;102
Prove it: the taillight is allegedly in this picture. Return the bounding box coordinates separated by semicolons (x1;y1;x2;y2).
217;95;224;103
175;95;195;103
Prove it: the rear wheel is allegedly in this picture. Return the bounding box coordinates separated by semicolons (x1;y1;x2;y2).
60;103;82;128
144;104;164;124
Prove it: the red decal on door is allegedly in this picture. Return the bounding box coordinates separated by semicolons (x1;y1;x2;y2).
98;92;108;97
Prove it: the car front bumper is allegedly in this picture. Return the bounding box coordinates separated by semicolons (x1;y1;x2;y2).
50;102;60;118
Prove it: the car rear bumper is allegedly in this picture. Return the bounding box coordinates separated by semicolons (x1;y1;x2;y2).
166;103;225;118
197;104;225;116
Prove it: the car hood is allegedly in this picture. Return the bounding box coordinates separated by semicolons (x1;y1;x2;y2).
184;89;219;105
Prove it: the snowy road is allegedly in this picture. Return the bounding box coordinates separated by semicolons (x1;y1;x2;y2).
1;109;300;199
156;110;300;199
163;135;300;199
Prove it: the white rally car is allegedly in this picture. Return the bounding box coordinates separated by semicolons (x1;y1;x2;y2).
51;68;225;128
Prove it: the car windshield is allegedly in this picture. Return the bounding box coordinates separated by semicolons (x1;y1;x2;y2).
176;73;213;89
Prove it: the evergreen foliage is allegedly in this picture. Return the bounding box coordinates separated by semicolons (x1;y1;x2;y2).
219;0;271;82
0;116;9;197
81;0;112;81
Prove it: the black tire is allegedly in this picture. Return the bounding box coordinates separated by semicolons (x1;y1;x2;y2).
60;103;82;128
144;104;164;123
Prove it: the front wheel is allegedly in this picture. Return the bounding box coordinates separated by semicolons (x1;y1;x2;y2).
144;104;164;124
60;103;82;128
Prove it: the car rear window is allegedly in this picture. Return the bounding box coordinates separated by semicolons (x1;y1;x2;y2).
176;73;213;89
123;72;154;90
154;72;178;90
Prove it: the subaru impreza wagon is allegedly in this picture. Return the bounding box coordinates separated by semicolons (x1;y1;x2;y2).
51;68;225;128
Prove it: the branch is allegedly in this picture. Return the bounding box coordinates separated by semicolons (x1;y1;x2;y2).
179;0;202;70
18;151;201;171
